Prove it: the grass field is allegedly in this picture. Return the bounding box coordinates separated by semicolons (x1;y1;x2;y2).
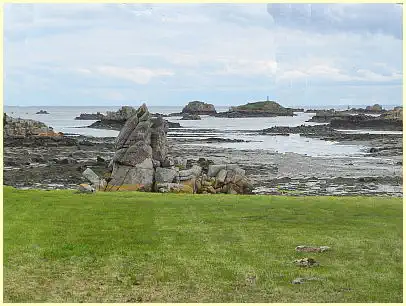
3;186;403;302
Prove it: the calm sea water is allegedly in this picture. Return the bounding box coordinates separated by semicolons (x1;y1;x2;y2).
4;105;399;157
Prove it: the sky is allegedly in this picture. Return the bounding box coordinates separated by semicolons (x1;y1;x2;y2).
4;3;403;107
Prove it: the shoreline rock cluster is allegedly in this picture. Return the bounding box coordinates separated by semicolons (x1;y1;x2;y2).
82;104;253;195
86;106;182;130
3;113;61;137
75;112;105;120
260;124;403;142
306;112;402;131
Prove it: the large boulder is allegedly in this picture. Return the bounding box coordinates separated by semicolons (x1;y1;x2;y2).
108;159;154;191
179;165;202;181
155;167;178;184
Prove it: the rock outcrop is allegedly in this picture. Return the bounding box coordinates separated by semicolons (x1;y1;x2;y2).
380;108;403;120
83;104;252;194
181;101;217;115
107;104;156;191
365;104;383;112
330;115;402;131
36;110;49;114
349;104;386;114
87;106;182;130
105;106;138;121
4;113;55;137
307;110;350;123
215;101;294;118
75;112;105;120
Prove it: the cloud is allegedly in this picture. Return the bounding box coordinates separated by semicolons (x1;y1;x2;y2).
81;66;174;85
211;59;278;77
276;62;402;84
267;4;402;39
4;3;403;106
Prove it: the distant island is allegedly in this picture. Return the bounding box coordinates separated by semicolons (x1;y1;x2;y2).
215;101;294;118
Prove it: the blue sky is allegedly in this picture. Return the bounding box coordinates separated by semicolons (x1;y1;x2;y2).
4;3;403;107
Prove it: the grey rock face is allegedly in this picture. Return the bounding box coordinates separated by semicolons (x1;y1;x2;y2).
216;169;227;184
82;168;100;185
208;164;227;177
155;167;178;184
151;117;169;163
108;104;167;191
162;156;175;168
105;106;137;121
120;142;153;166
109;159;154;190
179;165;202;181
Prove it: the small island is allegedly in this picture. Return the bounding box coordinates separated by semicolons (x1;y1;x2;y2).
36;110;49;114
75;112;105;120
182;101;217;115
169;101;217;116
215;101;294;118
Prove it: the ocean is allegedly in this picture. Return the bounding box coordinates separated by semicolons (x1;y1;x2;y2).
4;105;400;158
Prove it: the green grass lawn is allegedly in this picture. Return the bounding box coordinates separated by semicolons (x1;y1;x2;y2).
3;186;403;302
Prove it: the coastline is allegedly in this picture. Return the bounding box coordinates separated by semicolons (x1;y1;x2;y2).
3;130;402;196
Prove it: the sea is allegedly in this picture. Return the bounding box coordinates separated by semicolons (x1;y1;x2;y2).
4;105;401;158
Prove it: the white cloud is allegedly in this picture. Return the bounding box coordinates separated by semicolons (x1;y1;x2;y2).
92;66;174;84
211;59;278;77
4;3;402;106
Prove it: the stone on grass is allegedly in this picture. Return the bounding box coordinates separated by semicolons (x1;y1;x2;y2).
78;183;95;193
293;257;319;267
291;277;323;285
295;245;331;253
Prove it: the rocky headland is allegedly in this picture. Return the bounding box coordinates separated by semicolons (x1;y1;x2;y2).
4;113;60;137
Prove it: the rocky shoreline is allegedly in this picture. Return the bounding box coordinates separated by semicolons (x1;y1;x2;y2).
3;104;403;196
3;130;402;196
